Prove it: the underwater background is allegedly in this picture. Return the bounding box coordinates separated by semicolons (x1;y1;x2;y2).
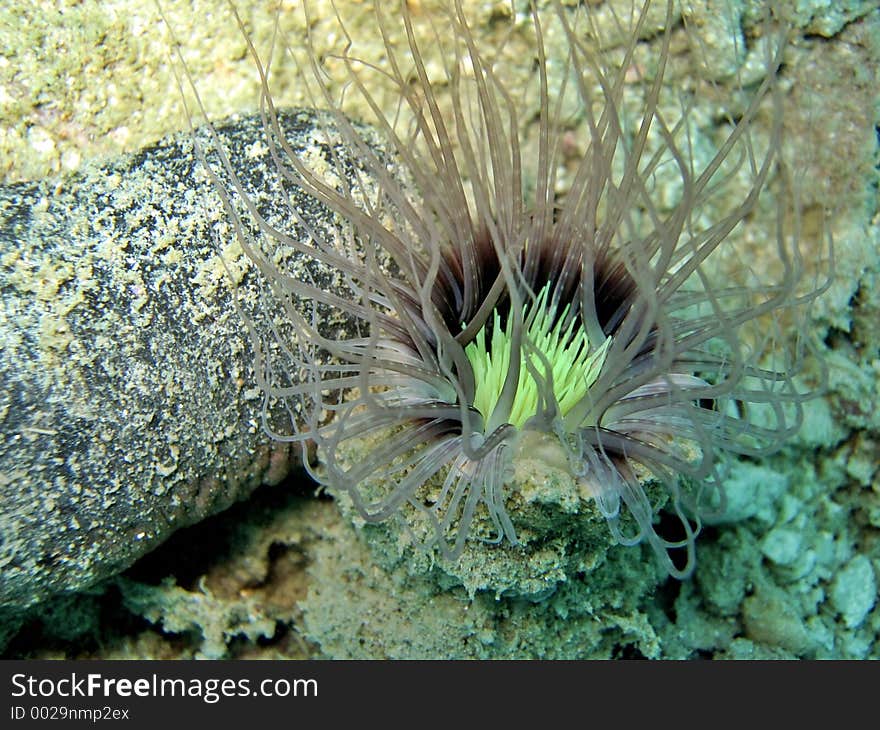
0;0;878;658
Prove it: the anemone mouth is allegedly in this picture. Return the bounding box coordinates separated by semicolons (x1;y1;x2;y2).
424;219;639;434
175;0;829;581
464;281;613;430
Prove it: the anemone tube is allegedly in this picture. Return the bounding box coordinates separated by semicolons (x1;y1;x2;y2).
174;0;828;579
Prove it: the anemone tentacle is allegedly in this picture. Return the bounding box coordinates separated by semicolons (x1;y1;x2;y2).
175;0;829;577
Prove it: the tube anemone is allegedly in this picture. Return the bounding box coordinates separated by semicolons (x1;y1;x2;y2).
174;0;828;579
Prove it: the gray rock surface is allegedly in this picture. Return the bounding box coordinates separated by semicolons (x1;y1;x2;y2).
0;112;349;611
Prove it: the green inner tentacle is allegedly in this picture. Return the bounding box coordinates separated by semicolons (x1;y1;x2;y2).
465;283;612;429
